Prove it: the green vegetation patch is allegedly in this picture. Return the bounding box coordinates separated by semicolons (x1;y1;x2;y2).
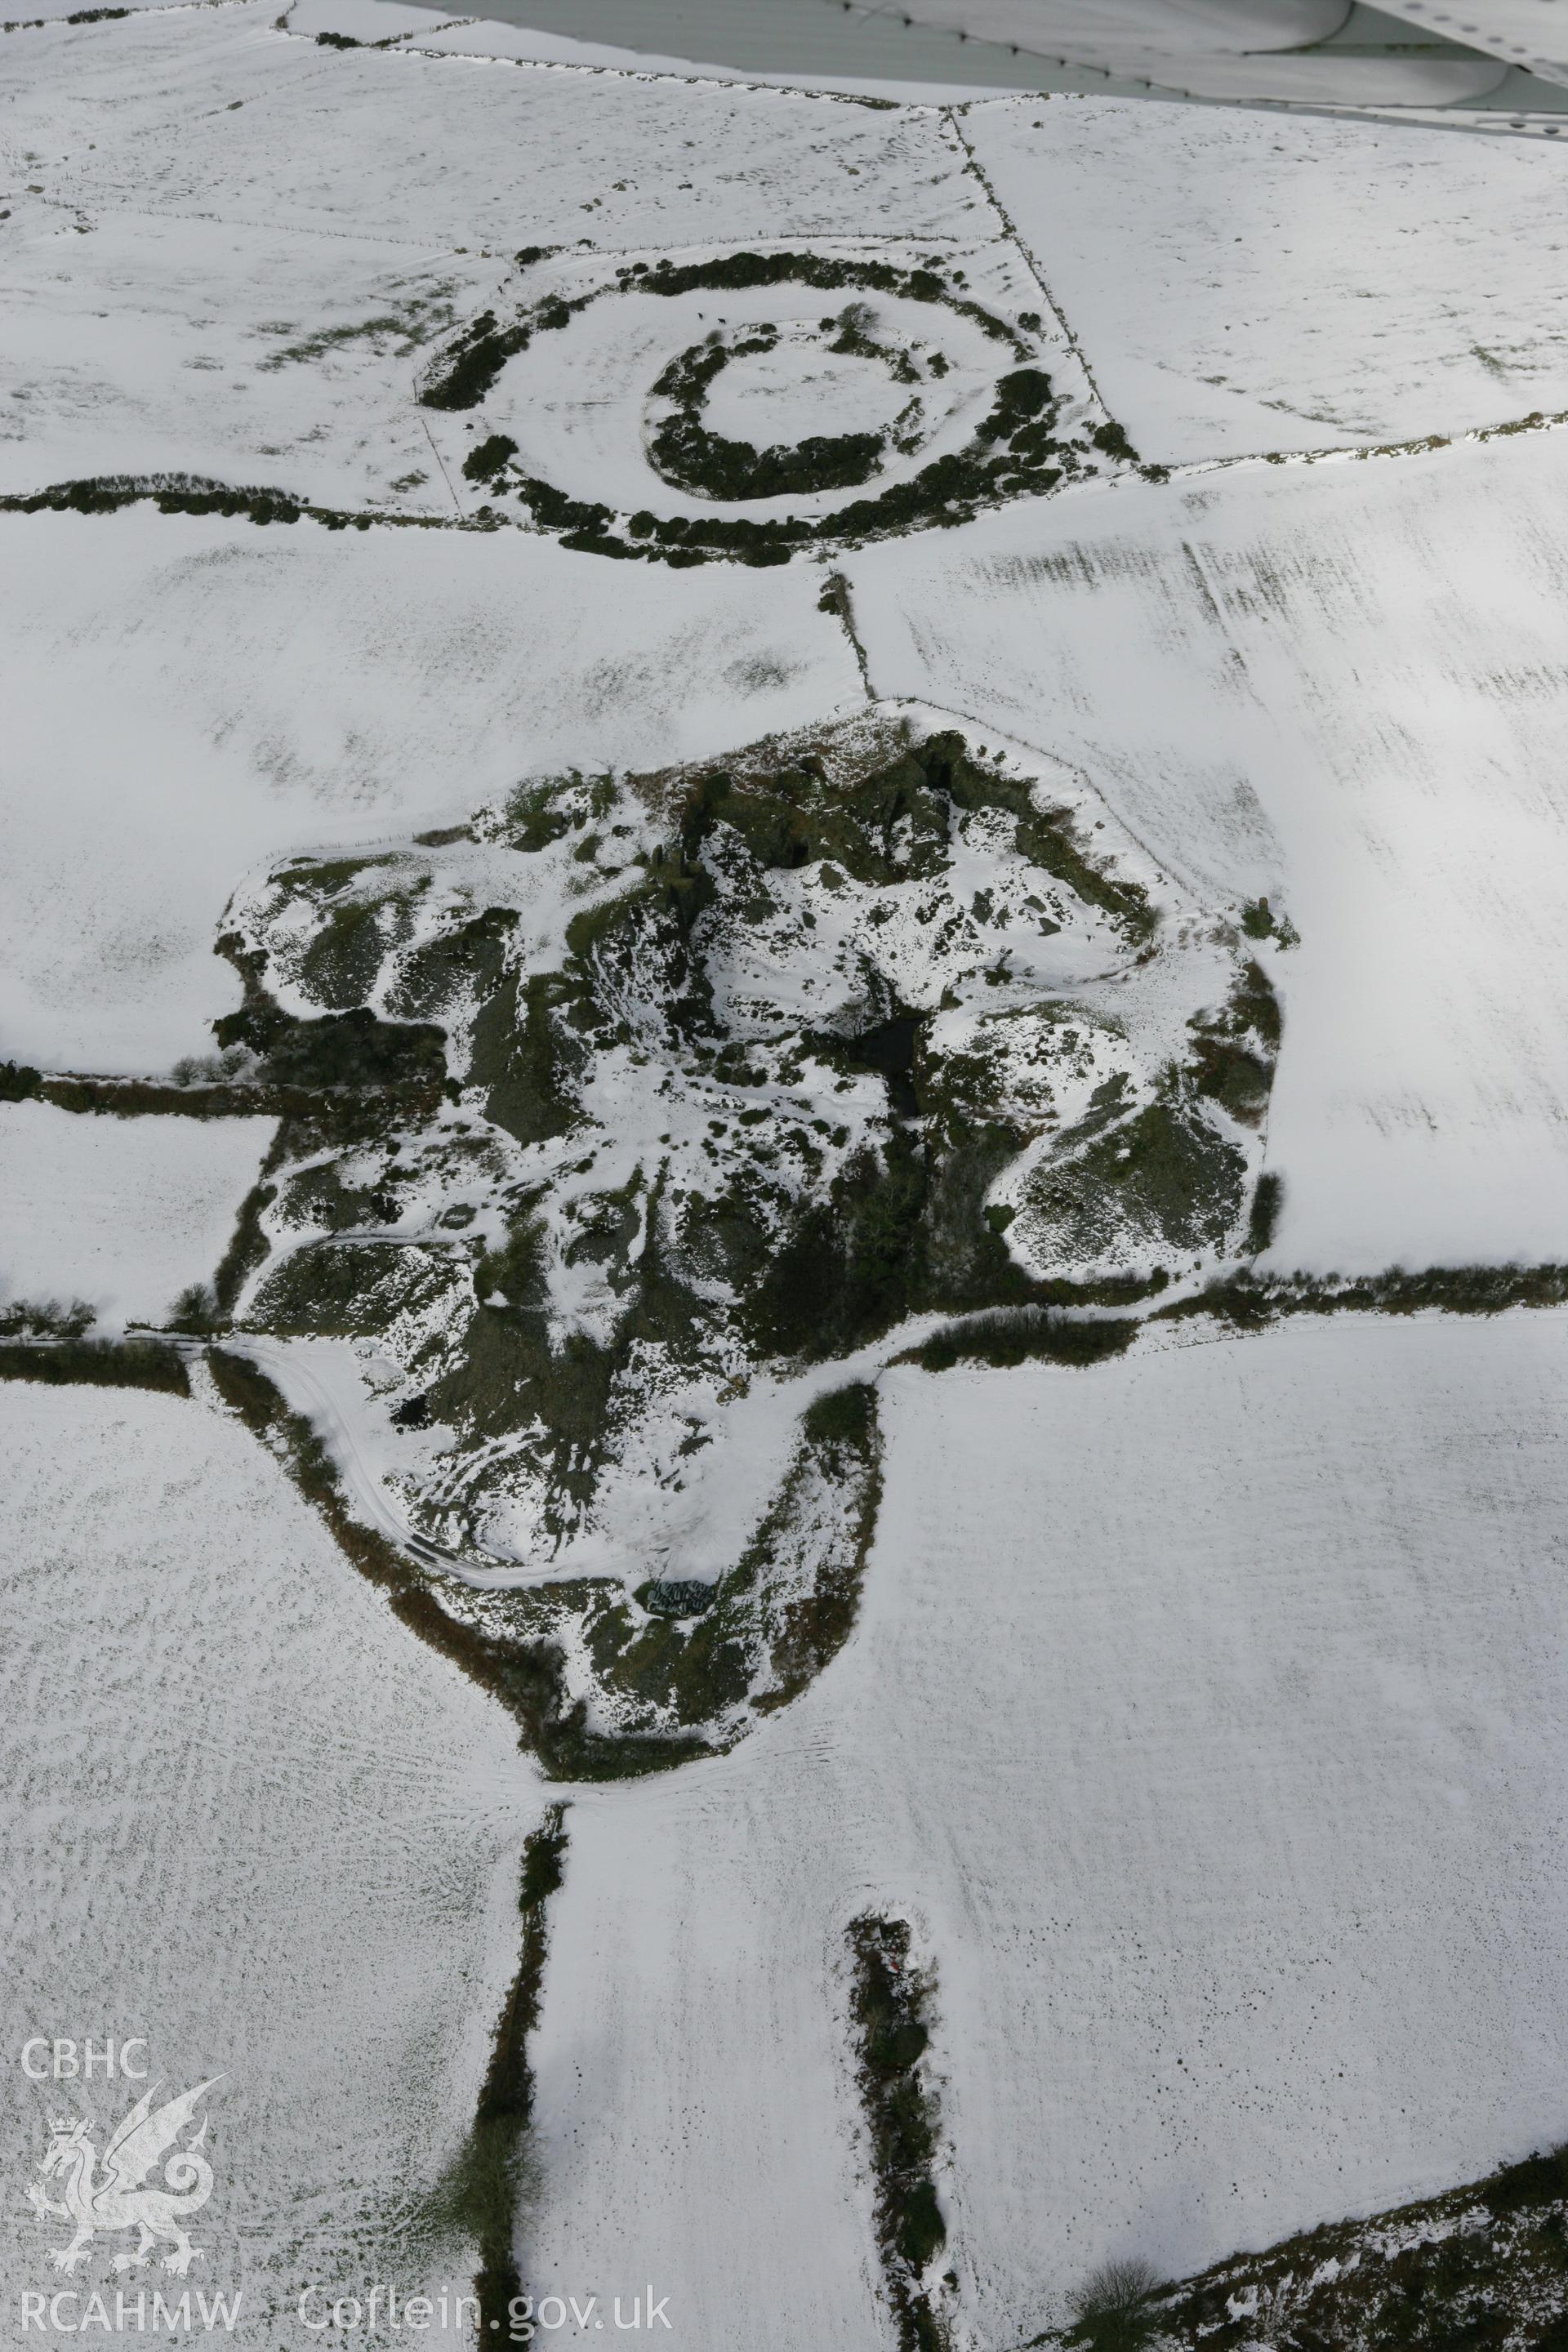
1187;957;1281;1129
1245;1168;1283;1258
921;730;1156;941
204;1347;637;1774
422;1196;722;1556
1239;893;1299;947
1031;2141;1568;2351
581;1379;884;1734
37;1071;271;1120
257;292;461;371
847;1916;951;2352
905;1308;1141;1373
214;996;444;1096
251;1238;460;1339
467;969;583;1147
1022;1098;1248;1272
750;1134;929;1361
758;1381;884;1709
1159;1260;1568;1331
0;1337;189;1396
296;893;411;1012
679;729;1152;932
648;325;889;502
278;1163;394;1237
2;473;327;525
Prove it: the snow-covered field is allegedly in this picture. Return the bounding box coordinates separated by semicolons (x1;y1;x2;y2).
0;1099;274;1329
964;98;1568;461
0;508;855;1071
0;3;982;504
16;9;1561;507
849;431;1568;1272
532;1311;1568;2346
0;1378;538;2333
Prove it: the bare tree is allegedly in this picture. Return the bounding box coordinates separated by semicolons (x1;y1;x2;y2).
1067;2256;1164;2351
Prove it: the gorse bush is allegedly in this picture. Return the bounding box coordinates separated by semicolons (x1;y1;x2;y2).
1246;1170;1283;1256
0;1339;189;1396
848;1917;949;2351
461;433;519;484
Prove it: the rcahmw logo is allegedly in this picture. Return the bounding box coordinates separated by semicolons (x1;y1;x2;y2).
20;2041;239;2334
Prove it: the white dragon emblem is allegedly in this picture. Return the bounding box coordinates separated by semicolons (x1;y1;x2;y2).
27;2079;221;2276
